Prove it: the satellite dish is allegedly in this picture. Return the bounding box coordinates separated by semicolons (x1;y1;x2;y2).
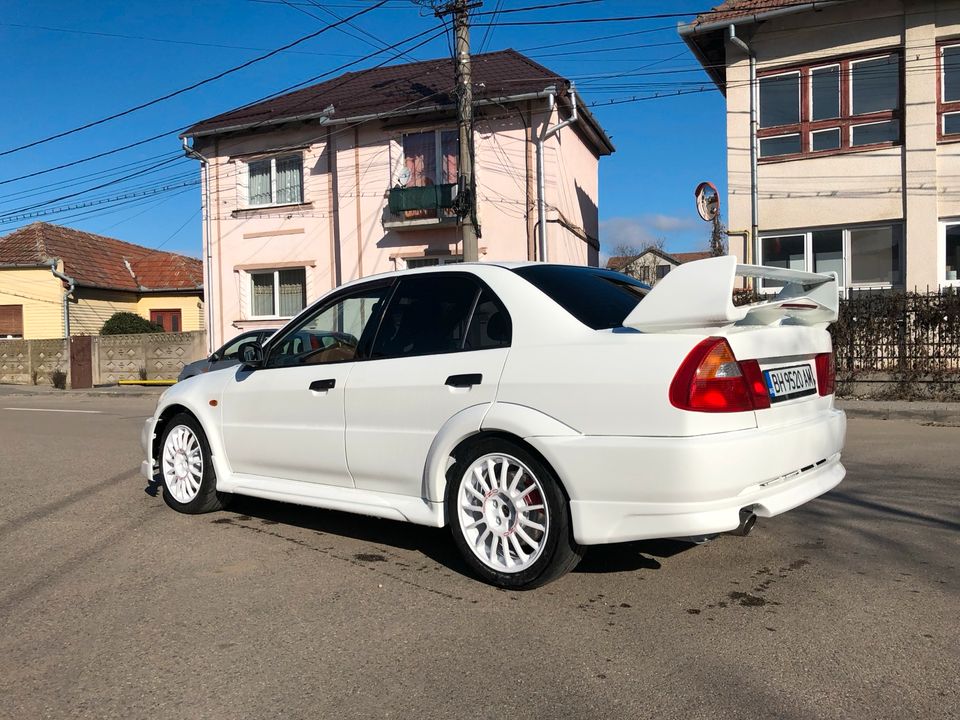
694;181;720;222
397;166;411;187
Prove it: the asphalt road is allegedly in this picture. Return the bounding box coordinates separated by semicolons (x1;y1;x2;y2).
0;391;956;720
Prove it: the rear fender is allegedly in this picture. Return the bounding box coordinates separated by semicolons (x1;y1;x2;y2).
422;402;580;511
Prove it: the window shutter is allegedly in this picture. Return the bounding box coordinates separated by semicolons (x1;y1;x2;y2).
0;305;24;337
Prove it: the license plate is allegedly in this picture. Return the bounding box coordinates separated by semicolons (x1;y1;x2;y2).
764;364;817;403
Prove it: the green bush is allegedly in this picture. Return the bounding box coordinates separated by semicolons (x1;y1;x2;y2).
101;312;163;336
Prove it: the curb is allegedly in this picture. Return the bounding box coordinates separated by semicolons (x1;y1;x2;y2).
837;399;960;424
0;385;165;399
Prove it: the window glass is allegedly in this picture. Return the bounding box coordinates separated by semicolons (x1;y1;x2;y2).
759;134;801;158
851;55;900;115
372;275;480;359
219;333;257;360
512;266;648;330
946;225;960;281
761;235;805;288
249;160;272;206
811;66;840;120
812;230;844;286
278;269;306;317
759;73;800;128
464;289;511;350
251;273;275;316
944;112;960;136
850;225;902;284
268;284;391;367
656;264;671;280
275;156;303;204
943;46;960;103
812;128;841;152
851;120;899;146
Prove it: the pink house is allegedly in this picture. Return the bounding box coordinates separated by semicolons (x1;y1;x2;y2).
182;50;614;349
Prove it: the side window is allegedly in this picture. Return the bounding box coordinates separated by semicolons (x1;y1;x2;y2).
267;283;391;367
464;288;511;350
371;274;481;359
219;334;255;361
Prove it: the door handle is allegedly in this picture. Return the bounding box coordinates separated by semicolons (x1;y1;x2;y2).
445;373;482;388
309;378;336;392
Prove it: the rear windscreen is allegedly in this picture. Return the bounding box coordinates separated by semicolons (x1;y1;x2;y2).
512;265;648;330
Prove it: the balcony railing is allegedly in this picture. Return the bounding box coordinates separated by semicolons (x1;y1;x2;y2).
384;184;458;229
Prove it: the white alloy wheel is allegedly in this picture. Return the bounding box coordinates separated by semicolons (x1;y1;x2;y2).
456;453;550;574
161;424;204;504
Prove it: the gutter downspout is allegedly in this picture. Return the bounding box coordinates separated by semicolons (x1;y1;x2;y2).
48;260;75;337
727;25;759;272
182;137;216;354
537;84;579;263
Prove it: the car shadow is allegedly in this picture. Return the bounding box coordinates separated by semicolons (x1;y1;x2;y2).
219;496;697;578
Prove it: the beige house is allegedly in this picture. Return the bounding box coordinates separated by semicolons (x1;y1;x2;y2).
0;223;204;339
606;249;713;285
181;50;614;349
681;0;960;292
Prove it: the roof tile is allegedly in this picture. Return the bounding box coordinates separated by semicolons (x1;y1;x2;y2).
0;222;203;292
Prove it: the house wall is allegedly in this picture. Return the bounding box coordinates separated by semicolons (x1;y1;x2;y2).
70;289;204;335
199;99;604;347
725;0;960;290
0;266;63;339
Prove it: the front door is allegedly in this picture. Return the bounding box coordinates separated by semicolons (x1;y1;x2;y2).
345;273;512;498
150;309;182;333
220;280;393;487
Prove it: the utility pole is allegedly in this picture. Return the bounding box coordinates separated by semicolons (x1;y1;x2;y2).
430;0;481;261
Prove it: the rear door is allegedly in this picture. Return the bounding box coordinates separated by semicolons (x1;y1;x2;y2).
344;272;511;497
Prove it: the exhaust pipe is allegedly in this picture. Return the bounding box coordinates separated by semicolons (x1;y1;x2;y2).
728;509;757;537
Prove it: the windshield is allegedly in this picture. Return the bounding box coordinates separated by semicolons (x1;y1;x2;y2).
512;265;649;330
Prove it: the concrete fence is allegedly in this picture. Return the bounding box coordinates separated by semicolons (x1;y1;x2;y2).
0;331;206;387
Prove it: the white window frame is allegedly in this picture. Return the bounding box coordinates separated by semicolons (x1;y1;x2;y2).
245;153;304;209
809;63;841;122
758;70;801;129
941;43;960;104
248;268;306;319
939;219;960;288
849;54;899;117
758;223;905;293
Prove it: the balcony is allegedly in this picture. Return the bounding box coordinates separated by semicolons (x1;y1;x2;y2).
383;183;458;231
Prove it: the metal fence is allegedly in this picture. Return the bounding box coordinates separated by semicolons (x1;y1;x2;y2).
831;288;960;373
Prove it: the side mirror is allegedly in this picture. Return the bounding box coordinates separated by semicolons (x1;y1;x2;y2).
238;341;264;369
208;353;219;362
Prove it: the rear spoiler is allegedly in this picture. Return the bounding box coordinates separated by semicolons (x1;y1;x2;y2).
623;255;839;332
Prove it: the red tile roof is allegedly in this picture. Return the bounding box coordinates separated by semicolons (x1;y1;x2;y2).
0;222;203;293
690;0;814;27
183;49;613;155
672;251;714;263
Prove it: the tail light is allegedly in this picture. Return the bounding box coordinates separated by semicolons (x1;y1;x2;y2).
815;352;836;396
670;337;771;413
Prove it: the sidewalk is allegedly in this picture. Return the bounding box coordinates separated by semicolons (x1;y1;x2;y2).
837;399;960;424
0;383;165;399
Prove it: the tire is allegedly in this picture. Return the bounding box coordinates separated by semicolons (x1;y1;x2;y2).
446;437;584;589
159;412;229;514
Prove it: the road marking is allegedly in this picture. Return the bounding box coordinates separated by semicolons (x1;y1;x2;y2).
3;407;102;414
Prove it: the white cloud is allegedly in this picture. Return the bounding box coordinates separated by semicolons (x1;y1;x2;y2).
646;213;700;232
600;213;704;256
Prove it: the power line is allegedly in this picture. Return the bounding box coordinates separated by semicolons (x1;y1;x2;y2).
0;1;389;158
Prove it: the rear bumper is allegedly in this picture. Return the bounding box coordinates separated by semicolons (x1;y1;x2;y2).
528;409;846;545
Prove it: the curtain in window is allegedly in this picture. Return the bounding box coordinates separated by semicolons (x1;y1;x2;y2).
252;273;275;316
440;130;458;184
402;132;436;186
249;160;272;206
275;156;303;204
279;269;306;317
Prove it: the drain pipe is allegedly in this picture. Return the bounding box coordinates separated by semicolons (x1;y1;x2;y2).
537;84;579;263
48;260;76;337
182;136;216;354
728;25;759;269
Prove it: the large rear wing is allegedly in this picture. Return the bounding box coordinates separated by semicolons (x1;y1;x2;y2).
623;255;839;332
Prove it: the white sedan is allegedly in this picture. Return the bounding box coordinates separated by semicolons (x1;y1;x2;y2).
141;257;846;589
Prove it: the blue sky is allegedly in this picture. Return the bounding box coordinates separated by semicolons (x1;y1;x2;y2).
0;0;727;261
